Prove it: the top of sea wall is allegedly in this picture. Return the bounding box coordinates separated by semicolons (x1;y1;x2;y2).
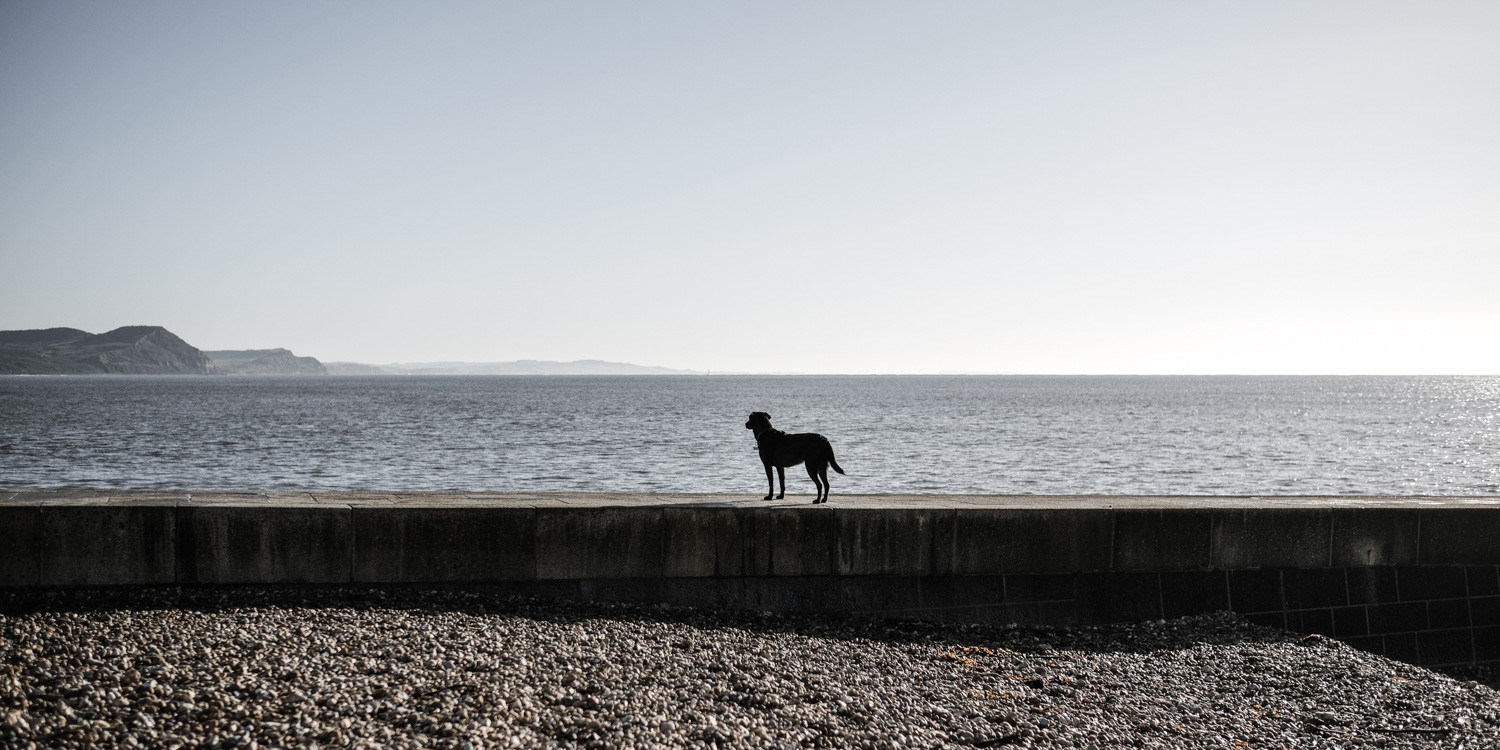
3;492;1497;587
6;490;1499;508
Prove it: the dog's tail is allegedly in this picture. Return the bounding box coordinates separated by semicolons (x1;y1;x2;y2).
826;439;846;475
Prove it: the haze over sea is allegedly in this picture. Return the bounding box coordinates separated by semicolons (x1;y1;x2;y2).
2;375;1497;496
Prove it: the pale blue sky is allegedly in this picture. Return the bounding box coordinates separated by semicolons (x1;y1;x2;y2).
2;1;1496;373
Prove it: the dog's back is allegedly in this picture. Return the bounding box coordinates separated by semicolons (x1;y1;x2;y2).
774;432;844;474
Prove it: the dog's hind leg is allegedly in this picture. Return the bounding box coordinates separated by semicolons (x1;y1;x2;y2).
805;463;824;503
817;462;832;503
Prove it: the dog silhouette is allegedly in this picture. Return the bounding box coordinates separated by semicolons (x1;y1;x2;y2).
744;411;845;503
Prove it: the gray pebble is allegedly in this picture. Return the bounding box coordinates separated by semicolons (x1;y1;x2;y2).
1;588;1497;749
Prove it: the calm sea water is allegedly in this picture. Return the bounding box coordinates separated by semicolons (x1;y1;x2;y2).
1;375;1497;495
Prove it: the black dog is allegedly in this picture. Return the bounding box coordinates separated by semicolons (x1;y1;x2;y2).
745;411;845;503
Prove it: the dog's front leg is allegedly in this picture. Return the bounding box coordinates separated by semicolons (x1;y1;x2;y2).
763;461;776;501
776;466;786;499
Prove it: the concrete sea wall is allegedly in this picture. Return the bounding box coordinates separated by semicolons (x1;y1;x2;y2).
2;492;1497;669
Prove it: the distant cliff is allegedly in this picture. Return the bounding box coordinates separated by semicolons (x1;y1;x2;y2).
204;349;328;376
0;326;217;375
0;327;694;377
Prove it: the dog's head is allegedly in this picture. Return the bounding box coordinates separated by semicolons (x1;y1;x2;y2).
745;411;771;431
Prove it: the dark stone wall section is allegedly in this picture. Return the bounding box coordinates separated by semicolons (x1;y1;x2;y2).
6;501;1499;669
0;505;41;586
288;566;1492;669
838;565;1498;669
1217;565;1500;669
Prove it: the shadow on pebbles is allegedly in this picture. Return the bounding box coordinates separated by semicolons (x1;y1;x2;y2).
2;588;1498;749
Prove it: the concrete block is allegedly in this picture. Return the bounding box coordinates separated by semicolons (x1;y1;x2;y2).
1341;634;1383;657
1347;566;1399;605
1331;606;1369;638
840;575;923;614
1467;566;1500;597
1075;571;1161;624
987;600;1079;627
952;510;1112;574
1004;573;1076;602
771;507;837;576
654;577;745;610
178;505;350;584
1396;565;1467;601
1112;510;1213;571
40;505;175;585
661;508;717;577
576;577;665;605
1212;510;1330;568
1473;596;1500;627
352;507;534;582
1418;509;1500;565
1428;599;1470;629
1227;568;1284;613
1367;601;1427;634
915;575;1007;611
1285;608;1334;635
707;507;834;577
930;509;959;575
710;508;774;577
1383;632;1418;663
536;508;663;579
836;508;944;576
741;575;842;613
0;505;40;586
1160;570;1229;618
489;580;583;602
1474;626;1500;662
1281;567;1349;609
1417;629;1474;667
1331;509;1419;566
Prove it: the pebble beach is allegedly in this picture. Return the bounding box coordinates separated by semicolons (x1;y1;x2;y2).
2;589;1497;749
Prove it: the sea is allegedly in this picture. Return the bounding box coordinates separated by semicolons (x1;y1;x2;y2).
1;375;1497;495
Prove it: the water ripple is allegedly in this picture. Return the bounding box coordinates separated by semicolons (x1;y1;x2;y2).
0;375;1497;494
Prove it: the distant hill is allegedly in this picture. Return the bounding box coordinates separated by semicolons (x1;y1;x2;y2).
0;327;695;377
0;326;216;375
330;359;701;376
204;349;327;376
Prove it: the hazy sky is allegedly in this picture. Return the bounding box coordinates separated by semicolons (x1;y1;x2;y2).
2;2;1496;373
